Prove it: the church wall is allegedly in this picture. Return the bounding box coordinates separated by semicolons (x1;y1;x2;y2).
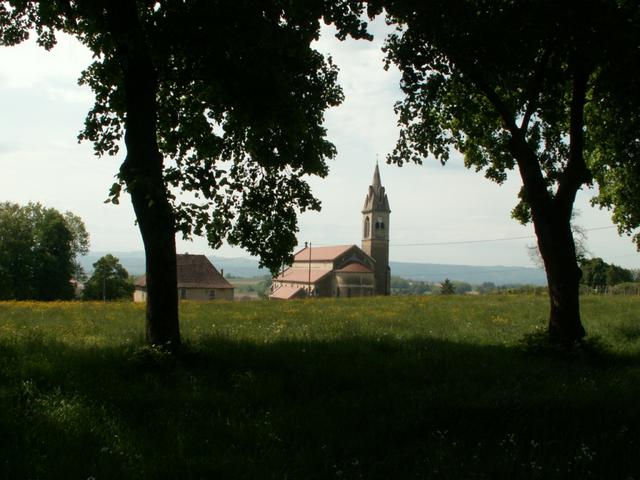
334;272;375;297
314;275;334;297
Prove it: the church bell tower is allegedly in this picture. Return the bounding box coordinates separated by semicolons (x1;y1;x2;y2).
362;163;391;295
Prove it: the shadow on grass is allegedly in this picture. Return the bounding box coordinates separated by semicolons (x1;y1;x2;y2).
2;334;640;479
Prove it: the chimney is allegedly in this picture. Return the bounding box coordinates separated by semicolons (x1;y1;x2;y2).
221;268;224;277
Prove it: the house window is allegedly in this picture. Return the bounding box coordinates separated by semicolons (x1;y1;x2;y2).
209;290;216;300
180;288;187;300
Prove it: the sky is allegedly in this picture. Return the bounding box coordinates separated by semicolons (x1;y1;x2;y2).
1;17;638;269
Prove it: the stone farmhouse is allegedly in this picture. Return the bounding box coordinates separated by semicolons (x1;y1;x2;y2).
270;164;391;299
134;253;234;302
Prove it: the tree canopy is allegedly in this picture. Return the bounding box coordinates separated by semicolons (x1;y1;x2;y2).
1;0;369;345
440;279;455;295
0;202;89;300
371;0;640;343
82;254;134;301
580;257;634;291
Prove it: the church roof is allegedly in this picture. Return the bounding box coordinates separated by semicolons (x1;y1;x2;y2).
372;162;382;188
335;262;374;273
274;267;333;283
134;254;234;290
362;164;391;213
293;245;355;262
270;285;305;300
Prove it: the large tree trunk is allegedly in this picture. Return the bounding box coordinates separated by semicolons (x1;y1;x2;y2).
533;210;585;344
106;1;180;346
507;59;590;345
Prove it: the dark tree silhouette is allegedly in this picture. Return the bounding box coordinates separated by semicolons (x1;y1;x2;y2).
440;279;455;296
83;254;134;301
0;202;89;300
1;1;369;346
368;0;640;344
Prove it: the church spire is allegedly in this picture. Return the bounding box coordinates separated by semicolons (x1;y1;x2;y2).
363;162;390;213
361;161;391;295
372;161;382;188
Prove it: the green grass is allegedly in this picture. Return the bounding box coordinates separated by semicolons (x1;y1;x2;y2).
1;295;640;479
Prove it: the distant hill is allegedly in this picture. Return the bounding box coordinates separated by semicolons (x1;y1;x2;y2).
81;251;546;286
389;261;546;286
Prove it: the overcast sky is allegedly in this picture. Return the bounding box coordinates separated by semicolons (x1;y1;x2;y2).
1;17;638;269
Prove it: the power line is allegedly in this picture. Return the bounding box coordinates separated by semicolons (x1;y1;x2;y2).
390;226;616;247
311;225;617;248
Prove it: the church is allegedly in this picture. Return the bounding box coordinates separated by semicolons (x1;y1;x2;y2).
270;164;391;299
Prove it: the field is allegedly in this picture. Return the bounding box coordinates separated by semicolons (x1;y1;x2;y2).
1;295;640;479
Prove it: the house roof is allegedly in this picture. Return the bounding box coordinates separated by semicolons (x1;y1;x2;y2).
134;254;234;289
293;245;356;262
270;285;305;300
274;267;332;284
335;262;374;273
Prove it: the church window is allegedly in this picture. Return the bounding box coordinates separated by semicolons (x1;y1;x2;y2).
364;216;370;238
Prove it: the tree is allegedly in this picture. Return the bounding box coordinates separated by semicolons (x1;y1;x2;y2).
371;0;640;344
477;282;496;294
440;279;455;295
527;212;590;268
1;1;369;346
580;257;634;291
451;280;471;295
580;258;609;292
83;254;134;300
606;264;634;287
0;202;89;300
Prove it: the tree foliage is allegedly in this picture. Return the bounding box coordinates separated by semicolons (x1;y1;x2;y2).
370;0;640;343
82;254;134;301
440;279;455;295
580;257;634;291
1;0;369;345
0;202;89;300
0;0;370;272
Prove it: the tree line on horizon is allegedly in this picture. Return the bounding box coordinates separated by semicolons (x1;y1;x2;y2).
2;0;639;346
0;202;134;301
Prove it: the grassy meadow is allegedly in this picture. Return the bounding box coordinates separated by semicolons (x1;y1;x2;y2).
1;294;640;479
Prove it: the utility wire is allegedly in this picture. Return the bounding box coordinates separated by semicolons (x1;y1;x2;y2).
392;225;616;247
312;225;617;248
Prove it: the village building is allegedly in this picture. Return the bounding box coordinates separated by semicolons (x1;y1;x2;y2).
134;253;234;302
270;164;391;299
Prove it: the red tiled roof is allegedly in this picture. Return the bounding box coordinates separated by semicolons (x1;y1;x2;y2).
335;262;373;273
293;245;355;262
270;285;305;300
134;254;234;289
274;267;332;283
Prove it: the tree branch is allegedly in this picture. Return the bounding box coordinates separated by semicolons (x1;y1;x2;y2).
454;57;552;213
555;59;592;216
520;48;552;132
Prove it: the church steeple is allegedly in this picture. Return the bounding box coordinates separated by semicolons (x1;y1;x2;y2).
362;163;391;295
363;163;391;214
372;162;382;188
